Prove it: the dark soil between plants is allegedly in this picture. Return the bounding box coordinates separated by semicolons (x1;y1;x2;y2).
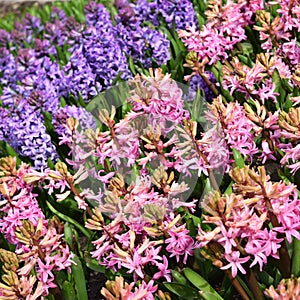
0;1;43;18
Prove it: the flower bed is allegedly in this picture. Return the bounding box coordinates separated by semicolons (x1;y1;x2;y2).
0;0;300;299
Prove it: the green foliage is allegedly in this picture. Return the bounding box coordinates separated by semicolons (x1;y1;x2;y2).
71;255;89;300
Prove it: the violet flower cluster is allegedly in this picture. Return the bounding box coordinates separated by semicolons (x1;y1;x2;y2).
132;0;198;30
0;100;57;169
188;71;218;102
0;1;174;170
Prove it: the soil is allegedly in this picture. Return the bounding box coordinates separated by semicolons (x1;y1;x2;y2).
0;1;44;18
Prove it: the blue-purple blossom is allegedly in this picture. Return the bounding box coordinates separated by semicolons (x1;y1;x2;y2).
132;0;160;26
0;48;16;86
33;38;56;58
155;0;198;30
44;20;68;48
51;6;68;24
114;0;170;67
0;101;57;169
84;2;113;29
0;29;11;48
116;22;170;68
133;0;198;30
20;13;44;40
189;72;218;102
2;47;69;113
63;49;102;101
52;105;96;137
81;23;131;88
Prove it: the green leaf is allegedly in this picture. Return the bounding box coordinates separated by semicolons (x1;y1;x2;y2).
224;182;233;195
272;68;281;109
47;158;54;170
62;281;77;300
128;56;137;76
71;7;85;23
232;148;245;168
45;294;55;300
46;201;92;239
239;42;254;56
257;271;275;287
292;238;300;276
164;282;202;299
293;85;300;97
237;54;250;66
54;270;68;289
281;78;294;93
244;26;261;54
186;218;196;236
64;222;74;248
177;207;201;227
190;88;200;118
84;253;106;273
183;268;223;300
71;255;88;300
60;96;67;107
171;270;189;286
42;111;53;132
283;95;293;111
78;92;86;108
5;143;18;157
196;13;205;28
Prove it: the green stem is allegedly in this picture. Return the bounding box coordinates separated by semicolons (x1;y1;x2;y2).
46;201;92;239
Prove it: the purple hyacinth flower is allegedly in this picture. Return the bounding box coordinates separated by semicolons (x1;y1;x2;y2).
188;72;218;102
0;100;58;169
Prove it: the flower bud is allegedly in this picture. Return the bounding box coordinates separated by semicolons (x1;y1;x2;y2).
143;204;166;223
0;249;19;271
55;161;69;177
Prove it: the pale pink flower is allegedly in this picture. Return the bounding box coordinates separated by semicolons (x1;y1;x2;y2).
259;140;276;164
252;78;278;104
101;276;157;300
36;259;55;285
178;24;229;65
152;255;171;282
276;0;300;32
207;97;258;159
122;250;145;281
165;224;195;264
280;144;300;174
280;38;300;66
217;226;238;255
221;251;250;277
179;0;250;66
129;70;189;134
197;226;221;247
265;276;300;300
